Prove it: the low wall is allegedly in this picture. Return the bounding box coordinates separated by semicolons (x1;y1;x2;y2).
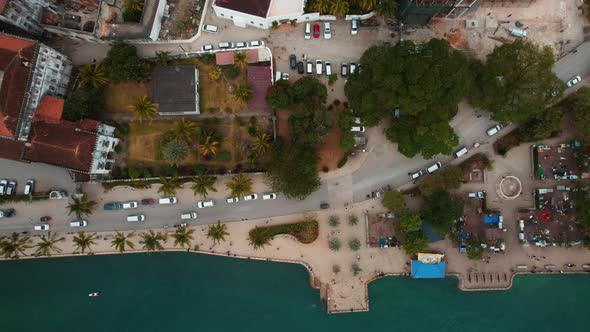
345;11;375;21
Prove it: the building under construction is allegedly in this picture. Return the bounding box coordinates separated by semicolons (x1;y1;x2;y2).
397;0;536;25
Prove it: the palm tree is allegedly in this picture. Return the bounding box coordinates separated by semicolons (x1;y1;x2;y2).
35;232;65;256
225;173;253;198
155;50;169;66
0;233;32;258
67;193;97;219
124;0;144;13
78;64;109;88
158;176;182;197
248;226;271;250
330;0;350;17
162;139;189;165
171;118;196;143
252;131;271;156
312;0;331;14
73;231;98;253
233;51;248;70
191;175;217;198
173;227;195;248
140;230;167;251
358;0;377;11
129;95;157;123
206;222;229;244
111;231;135;253
233;84;253;103
209;66;222;80
375;0;398;18
198;135;219;158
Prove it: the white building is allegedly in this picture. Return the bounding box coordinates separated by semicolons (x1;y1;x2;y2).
0;0;46;35
212;0;318;29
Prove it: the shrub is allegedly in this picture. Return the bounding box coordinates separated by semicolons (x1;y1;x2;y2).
337;155;348;168
114;145;122;153
348;215;359;226
332;264;340;274
339;132;355;151
247;126;258;136
201;53;215;64
127;165;142;179
233;117;245;127
217;150;231;162
167;164;179;176
328;238;341;251
322;166;329;173
329;215;340;227
333;99;341;106
328;104;334;111
225;65;240;79
116;122;130;136
349;238;361;251
328;74;338;85
351;263;362;276
249;116;257;125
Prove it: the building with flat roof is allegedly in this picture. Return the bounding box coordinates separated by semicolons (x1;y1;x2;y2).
41;0;168;42
0;33;118;175
150;65;200;116
212;0;310;30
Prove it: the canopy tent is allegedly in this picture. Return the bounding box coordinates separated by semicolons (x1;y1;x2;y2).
411;260;446;278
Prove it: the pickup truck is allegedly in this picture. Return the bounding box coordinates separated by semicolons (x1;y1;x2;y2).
103;202;122;210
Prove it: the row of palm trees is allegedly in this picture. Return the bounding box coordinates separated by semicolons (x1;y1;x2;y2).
311;0;398;18
0;223;232;258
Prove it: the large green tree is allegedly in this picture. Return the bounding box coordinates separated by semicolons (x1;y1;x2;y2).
400;213;422;234
102;42;149;83
421;190;464;236
518;106;563;142
418;165;463;196
67;193;97;219
62;87;103;121
403;231;428;254
265;138;320;200
381;190;406;214
266;80;294;109
470;39;563;123
289;97;331;146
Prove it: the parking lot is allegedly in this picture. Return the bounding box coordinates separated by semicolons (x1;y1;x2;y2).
0;159;74;195
534;143;581;180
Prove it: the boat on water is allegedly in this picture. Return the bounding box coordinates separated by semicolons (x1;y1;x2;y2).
88;292;101;297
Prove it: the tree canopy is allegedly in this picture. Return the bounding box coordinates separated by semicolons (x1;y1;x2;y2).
421;190;464;236
400;213;422;233
345;39;470;158
381;190;406;214
102;42;149;83
62;87;103;121
418;165;463;196
569;88;590;141
469;39;563;123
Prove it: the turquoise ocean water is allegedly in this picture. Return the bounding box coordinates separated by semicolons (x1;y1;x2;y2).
0;252;588;332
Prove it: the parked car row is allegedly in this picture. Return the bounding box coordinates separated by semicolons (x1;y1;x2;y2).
201;40;265;52
304;21;358;40
0;179;34;196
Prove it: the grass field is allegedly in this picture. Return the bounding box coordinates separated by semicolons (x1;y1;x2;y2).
104;82;149;113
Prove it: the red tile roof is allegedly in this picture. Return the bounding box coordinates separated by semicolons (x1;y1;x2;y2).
23;120;98;172
215;0;271;18
34;96;64;123
0;33;38;138
0;137;25;162
246;65;272;112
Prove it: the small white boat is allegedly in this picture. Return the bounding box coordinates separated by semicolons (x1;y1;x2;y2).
88;292;101;297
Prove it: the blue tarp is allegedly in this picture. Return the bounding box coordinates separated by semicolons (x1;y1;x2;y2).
411;261;446;279
484;215;500;224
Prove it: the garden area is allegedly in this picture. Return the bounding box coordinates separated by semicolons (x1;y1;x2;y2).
248;215;320;249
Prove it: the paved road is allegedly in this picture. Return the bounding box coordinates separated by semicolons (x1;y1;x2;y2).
3;20;589;235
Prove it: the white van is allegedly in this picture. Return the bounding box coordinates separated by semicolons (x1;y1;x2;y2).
127;214;145;222
325;61;332;76
203;24;219;33
159;197;177;205
305;23;311;40
454;146;468;158
197;200;215;208
315;60;322;75
426;162;442;174
70;220;88;227
34;224;50;231
181;212;198;220
218;42;234;49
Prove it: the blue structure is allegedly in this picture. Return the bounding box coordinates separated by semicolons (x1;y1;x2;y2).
411;261;446;278
484;215;500;224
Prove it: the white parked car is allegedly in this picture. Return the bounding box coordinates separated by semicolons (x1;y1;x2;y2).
350;126;365;132
353;117;362;124
244;194;258;201
408;170;424;181
201;44;213;52
306;60;313;74
24;179;34;195
34;224;50;231
316;60;323;75
350;62;357;74
486;124;504;136
70;220;88;227
324;22;331;39
203;24;219;33
234;41;248;49
127;215;145;222
6;181;15;195
249;40;264;47
262;193;277;200
226;197;240;204
426;162;442;174
351;20;358;35
197;200;215;208
181;212;198;220
159;197;178;205
325;61;332;76
123;201;139;209
305;23;311;40
566;75;582;88
0;179;7;195
282;73;290;81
